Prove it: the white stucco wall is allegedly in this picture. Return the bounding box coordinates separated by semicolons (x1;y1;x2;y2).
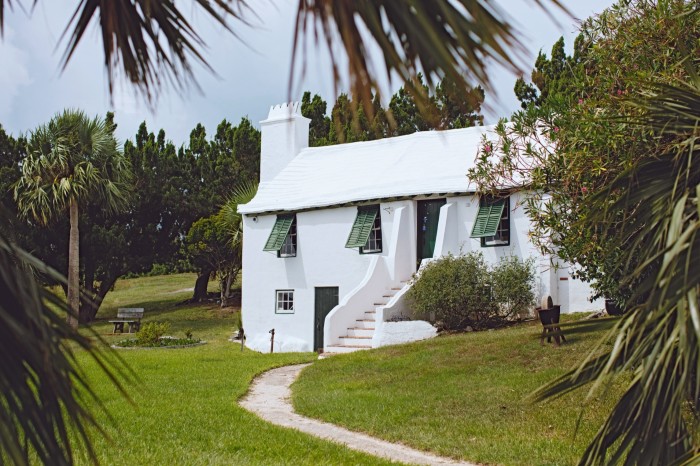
241;201;408;353
242;193;603;353
375;321;437;347
259;103;310;184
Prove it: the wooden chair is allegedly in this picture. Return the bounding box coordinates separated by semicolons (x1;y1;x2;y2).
537;305;566;346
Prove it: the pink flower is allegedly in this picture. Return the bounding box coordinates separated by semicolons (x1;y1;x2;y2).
484;144;492;153
578;98;584;105
617;89;623;96
553;127;560;133
581;186;588;194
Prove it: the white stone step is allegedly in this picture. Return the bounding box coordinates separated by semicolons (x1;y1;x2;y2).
339;336;373;346
347;327;374;337
324;345;371;354
355;319;375;329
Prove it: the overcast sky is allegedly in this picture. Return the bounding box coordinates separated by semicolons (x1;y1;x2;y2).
0;0;615;147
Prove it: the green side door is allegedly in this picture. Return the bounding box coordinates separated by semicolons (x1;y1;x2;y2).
314;287;339;352
417;199;446;262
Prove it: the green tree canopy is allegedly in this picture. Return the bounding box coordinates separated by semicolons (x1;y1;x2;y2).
470;1;700;462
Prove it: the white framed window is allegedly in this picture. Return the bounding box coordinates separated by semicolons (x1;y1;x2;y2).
263;214;297;258
361;209;382;254
275;290;294;314
470;195;510;247
346;205;382;254
279;216;297;257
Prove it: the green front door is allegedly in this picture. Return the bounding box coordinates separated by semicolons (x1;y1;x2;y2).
314;287;339;352
417;199;446;262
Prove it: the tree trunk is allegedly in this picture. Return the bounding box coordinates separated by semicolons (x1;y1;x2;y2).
67;198;80;329
80;263;95;323
80;272;119;323
192;267;211;302
219;272;229;307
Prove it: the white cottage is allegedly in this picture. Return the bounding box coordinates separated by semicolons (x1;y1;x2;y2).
238;103;602;353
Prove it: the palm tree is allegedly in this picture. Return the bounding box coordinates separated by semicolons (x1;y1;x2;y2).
217;181;258;305
14;109;131;328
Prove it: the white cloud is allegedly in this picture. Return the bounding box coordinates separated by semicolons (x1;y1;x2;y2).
0;27;31;125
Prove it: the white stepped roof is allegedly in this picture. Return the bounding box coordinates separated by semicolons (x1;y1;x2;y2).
239;125;501;215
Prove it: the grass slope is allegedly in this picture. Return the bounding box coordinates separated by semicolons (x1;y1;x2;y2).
71;274;396;465
292;317;623;466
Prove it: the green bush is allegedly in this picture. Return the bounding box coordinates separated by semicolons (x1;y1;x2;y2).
406;253;536;331
491;256;536;320
136;321;171;345
407;253;493;330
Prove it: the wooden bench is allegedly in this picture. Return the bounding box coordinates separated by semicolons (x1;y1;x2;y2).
109;308;144;334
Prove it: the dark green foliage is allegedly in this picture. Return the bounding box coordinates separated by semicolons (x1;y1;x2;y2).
514;35;585;109
406;253;535;330
301;91;331;146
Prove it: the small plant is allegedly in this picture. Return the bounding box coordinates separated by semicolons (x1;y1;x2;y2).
136;321;171;345
184;329;193;340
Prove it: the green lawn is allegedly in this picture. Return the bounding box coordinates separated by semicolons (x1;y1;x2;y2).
72;274;397;465
292;317;624;466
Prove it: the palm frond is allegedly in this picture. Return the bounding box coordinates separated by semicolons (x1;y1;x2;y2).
59;0;253;102
292;0;567;116
219;180;258;246
0;225;133;465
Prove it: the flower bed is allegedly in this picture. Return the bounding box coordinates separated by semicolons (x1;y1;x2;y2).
113;336;205;349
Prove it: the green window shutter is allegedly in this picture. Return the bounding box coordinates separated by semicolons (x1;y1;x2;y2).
264;215;294;251
346;207;378;248
470;201;505;238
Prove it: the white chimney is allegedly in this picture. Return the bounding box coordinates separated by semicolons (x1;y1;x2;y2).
259;102;311;183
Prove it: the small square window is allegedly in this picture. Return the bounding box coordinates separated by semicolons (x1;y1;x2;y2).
275;290;294;314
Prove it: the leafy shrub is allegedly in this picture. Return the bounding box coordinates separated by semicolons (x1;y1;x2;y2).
406;252;536;331
136;321;171;345
491;256;536;319
407;253;493;330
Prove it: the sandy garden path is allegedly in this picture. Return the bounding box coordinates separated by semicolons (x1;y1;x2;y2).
239;363;477;466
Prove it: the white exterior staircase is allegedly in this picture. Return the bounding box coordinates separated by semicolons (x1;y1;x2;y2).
325;286;401;354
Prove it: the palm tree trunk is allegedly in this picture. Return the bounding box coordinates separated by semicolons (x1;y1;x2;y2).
67;198;80;329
